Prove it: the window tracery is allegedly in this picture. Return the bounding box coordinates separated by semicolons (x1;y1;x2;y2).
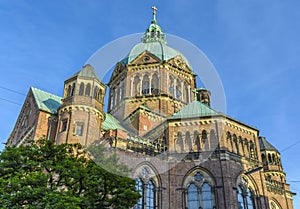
237;177;256;209
237;186;255;209
184;171;215;209
133;165;158;209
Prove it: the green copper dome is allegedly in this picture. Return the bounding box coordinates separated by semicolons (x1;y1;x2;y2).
121;6;191;68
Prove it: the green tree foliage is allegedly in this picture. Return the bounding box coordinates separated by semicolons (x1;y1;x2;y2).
0;139;140;209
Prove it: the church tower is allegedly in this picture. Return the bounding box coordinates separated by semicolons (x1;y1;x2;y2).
108;7;197;135
56;64;106;146
259;137;295;209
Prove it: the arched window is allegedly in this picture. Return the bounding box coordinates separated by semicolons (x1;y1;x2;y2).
270;200;281;209
133;75;141;96
85;83;91;96
272;154;276;165
94;86;98;99
194;131;201;152
268;153;272;164
210;130;217;151
202;183;214;209
134;178;156;209
151;73;159;95
186;132;192;152
67;85;72;97
79;82;84;96
227;132;232;152
239;136;244;156
169;75;174;96
249;142;256;159
134;178;143;209
71;83;75;96
184;82;189;103
176;132;184;152
202;130;208;151
98;89;103;101
187;184;199;209
246;189;254;209
261;154;267;165
244;139;249;158
237;187;245;209
233;134;239;154
142;74;150;94
146;180;155;209
237;186;255;209
116;87;120;103
186;172;215;209
175;78;182;99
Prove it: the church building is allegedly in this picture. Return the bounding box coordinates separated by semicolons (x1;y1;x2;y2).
7;6;295;209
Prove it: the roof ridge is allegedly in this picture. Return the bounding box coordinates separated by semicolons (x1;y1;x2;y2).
30;87;62;114
169;100;219;120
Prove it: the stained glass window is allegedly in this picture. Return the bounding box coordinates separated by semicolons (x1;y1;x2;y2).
237;186;255;209
188;183;199;209
134;178;156;209
134;178;143;209
146;180;155;209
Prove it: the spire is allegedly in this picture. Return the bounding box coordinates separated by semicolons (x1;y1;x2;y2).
152;6;157;23
142;6;167;44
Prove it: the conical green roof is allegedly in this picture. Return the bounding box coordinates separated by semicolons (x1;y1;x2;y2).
259;137;279;152
68;64;101;81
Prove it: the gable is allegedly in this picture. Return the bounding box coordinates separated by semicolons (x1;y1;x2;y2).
130;51;161;65
167;55;191;72
31;87;62;114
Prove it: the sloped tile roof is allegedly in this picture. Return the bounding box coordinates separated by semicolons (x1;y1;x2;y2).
259;137;279;152
31;87;62;114
102;113;126;131
169;100;219;120
68;64;101;81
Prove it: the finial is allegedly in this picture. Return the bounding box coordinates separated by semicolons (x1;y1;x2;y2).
152;6;157;22
192;89;197;100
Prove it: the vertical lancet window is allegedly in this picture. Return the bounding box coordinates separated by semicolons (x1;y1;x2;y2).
133;75;141;96
186;131;192;152
93;86;98;99
85;83;91;96
134;178;156;209
202;130;208;151
146;180;155;209
134;178;143;209
194;131;201;152
187;184;199;209
142;74;150;94
151;73;159;95
176;132;184;152
79;82;84;96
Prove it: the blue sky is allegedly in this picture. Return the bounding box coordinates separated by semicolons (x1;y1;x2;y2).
0;0;299;207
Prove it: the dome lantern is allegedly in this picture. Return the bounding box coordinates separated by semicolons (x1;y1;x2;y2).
142;6;167;44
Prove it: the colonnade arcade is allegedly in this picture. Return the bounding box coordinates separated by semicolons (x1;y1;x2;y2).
109;70;193;110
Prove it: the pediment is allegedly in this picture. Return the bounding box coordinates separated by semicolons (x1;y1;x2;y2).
167;55;191;72
130;51;161;65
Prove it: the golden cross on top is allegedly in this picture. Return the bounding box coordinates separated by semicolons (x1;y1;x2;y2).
152;6;157;16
